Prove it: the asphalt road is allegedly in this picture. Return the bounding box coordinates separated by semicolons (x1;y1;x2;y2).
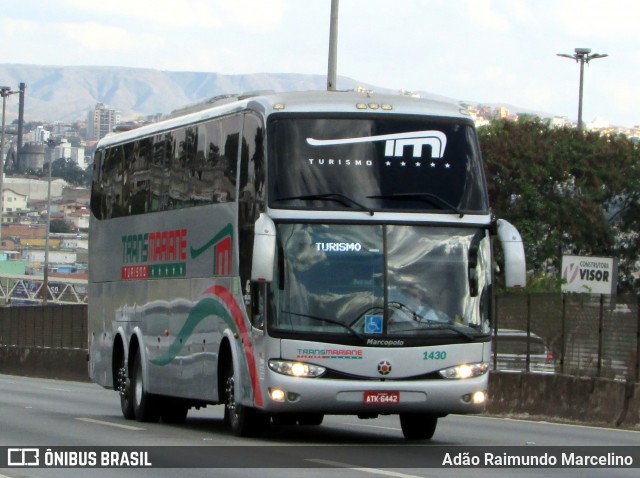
0;374;638;478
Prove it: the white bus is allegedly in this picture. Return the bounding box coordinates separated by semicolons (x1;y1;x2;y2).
88;90;525;439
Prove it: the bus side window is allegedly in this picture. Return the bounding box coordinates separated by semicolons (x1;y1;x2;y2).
217;116;240;203
90;149;104;219
199;116;239;204
150;133;171;212
169;127;188;210
129;137;152;215
110;146;126;218
250;281;266;330
238;113;265;293
121;142;135;215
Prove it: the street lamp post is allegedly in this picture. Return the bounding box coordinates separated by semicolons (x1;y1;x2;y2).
327;0;339;91
0;86;18;246
557;48;608;130
43;138;60;305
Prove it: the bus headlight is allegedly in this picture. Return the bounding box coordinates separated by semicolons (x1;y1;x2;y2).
438;362;488;379
268;360;326;378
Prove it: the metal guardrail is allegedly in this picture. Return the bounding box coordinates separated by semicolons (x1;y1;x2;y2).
0;273;87;305
495;293;640;382
0;304;87;349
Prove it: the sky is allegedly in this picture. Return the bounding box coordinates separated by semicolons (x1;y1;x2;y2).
1;0;638;128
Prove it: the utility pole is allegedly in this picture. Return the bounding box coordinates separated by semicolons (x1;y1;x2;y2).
0;86;18;246
42;138;60;304
557;48;608;130
327;0;339;91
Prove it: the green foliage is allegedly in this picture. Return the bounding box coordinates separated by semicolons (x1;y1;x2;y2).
49;218;73;233
522;272;565;293
45;157;92;186
479;118;640;292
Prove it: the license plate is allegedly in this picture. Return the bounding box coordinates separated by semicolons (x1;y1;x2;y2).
363;391;400;405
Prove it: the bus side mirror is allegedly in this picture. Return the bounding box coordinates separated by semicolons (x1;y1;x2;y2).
251;213;276;282
496;219;526;288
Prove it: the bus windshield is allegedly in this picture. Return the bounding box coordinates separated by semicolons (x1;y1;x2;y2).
268;116;488;214
269;223;492;344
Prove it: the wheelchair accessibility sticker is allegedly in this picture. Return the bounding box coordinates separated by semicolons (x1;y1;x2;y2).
364;315;383;334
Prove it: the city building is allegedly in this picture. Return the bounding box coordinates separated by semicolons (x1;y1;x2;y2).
1;188;28;222
86;103;121;141
45;139;89;170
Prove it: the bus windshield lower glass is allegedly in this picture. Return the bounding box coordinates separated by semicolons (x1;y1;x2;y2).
269;223;492;344
268;116;488;214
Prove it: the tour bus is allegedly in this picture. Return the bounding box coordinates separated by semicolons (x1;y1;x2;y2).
88;90;526;439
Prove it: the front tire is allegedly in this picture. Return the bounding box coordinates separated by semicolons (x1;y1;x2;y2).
399;413;437;440
223;359;269;437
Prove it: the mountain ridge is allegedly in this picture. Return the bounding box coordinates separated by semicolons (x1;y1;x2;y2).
0;64;394;123
0;63;550;124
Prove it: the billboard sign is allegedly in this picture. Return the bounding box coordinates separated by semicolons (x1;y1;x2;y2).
561;255;617;295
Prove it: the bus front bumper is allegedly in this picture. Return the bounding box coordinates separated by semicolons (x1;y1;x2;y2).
258;372;489;415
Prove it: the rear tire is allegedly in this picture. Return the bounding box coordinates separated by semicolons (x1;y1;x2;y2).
399;413;437;440
116;351;135;420
223;359;269;437
131;351;160;423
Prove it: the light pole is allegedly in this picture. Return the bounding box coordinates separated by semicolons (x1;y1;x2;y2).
0;86;18;246
42;138;60;304
327;0;339;91
557;48;608;130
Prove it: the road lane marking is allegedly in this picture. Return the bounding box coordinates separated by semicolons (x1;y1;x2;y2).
42;386;74;393
76;417;145;431
306;459;428;478
342;423;402;432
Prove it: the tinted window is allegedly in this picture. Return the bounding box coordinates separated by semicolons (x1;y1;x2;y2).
268;116;488;214
269;223;492;343
91;114;242;219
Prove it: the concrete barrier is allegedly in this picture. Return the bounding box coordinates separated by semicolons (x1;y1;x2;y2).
619;382;640;428
0;346;90;382
487;371;639;429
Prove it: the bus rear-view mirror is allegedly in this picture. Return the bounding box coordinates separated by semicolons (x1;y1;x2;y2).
496;219;526;288
251;213;277;282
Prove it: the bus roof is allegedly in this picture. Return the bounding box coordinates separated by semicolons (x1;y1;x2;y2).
96;90;472;149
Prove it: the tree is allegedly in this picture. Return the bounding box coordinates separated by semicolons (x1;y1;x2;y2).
49;218;73;233
479;118;640;292
45;157;92;186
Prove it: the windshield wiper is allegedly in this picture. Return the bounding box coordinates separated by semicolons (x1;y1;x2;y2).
275;193;374;216
388;301;424;322
388;301;476;340
366;192;464;217
427;323;476;340
283;310;365;341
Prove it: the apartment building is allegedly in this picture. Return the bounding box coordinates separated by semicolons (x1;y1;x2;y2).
86;103;121;141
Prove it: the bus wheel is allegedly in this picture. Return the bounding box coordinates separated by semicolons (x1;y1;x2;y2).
116;354;135;420
399;413;437;440
223;360;268;437
131;351;160;423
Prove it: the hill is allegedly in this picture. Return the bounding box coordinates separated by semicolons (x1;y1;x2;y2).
0;64;401;123
0;64;554;125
